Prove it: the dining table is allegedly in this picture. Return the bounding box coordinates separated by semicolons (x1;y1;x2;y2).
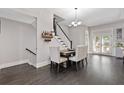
60;49;75;68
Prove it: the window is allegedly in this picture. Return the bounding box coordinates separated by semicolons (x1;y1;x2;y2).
0;20;1;34
116;28;122;41
85;29;89;52
85;29;89;46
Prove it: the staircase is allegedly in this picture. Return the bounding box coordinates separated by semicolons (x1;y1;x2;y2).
54;35;69;50
52;16;72;49
50;33;70;50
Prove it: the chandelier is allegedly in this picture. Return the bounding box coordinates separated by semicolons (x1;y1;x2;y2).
68;8;82;27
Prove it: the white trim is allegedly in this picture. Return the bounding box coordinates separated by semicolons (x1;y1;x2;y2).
36;60;50;68
28;60;36;68
0;59;50;69
0;59;29;69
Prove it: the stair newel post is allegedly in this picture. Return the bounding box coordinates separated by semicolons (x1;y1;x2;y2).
53;17;57;36
70;41;72;49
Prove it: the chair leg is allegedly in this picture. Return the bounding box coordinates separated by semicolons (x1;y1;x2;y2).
70;61;73;66
85;57;88;65
50;61;53;69
57;64;60;72
82;59;84;68
76;62;78;71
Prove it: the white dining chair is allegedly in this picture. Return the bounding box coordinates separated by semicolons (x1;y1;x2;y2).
69;45;84;71
49;46;67;72
83;46;88;65
120;47;124;64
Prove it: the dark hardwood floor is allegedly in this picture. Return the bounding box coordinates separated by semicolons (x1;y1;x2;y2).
0;54;124;85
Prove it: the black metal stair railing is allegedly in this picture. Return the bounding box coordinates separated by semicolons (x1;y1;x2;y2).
26;48;36;55
56;22;72;49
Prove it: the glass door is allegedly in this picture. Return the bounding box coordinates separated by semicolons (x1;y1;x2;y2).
93;33;112;55
93;35;102;54
102;34;112;55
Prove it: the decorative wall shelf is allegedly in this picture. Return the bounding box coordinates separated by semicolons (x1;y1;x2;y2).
42;31;53;42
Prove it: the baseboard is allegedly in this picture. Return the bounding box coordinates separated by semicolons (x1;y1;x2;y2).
0;59;29;69
0;59;50;69
91;53;116;57
36;60;50;68
28;60;37;68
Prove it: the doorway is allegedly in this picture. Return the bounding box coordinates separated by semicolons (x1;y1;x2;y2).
93;32;112;55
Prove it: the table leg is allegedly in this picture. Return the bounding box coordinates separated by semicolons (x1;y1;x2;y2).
57;64;60;72
66;57;70;68
76;62;78;71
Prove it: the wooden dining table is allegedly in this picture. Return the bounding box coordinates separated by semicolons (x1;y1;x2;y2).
60;49;75;68
60;49;75;56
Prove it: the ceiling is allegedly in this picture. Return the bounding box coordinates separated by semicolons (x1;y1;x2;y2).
0;8;36;24
0;8;124;27
52;8;124;26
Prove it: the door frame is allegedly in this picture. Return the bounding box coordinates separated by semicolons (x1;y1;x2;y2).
92;31;112;56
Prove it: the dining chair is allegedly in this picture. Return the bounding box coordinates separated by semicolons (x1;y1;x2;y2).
69;45;84;71
49;46;67;72
83;46;88;65
120;47;124;64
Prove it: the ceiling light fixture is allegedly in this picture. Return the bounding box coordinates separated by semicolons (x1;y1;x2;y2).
69;8;82;27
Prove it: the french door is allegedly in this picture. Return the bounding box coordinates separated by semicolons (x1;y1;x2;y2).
93;33;112;55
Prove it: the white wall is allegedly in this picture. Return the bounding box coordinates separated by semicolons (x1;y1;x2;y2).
14;9;54;68
21;21;36;66
69;26;87;48
0;18;36;69
36;9;53;68
89;20;124;56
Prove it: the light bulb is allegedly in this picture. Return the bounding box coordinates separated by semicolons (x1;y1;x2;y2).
71;21;75;25
77;21;82;25
74;23;78;27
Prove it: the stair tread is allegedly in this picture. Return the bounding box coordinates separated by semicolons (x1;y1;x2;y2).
54;35;70;48
60;42;64;44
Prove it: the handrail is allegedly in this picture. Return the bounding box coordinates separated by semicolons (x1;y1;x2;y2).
56;23;72;49
26;48;36;55
56;23;71;42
